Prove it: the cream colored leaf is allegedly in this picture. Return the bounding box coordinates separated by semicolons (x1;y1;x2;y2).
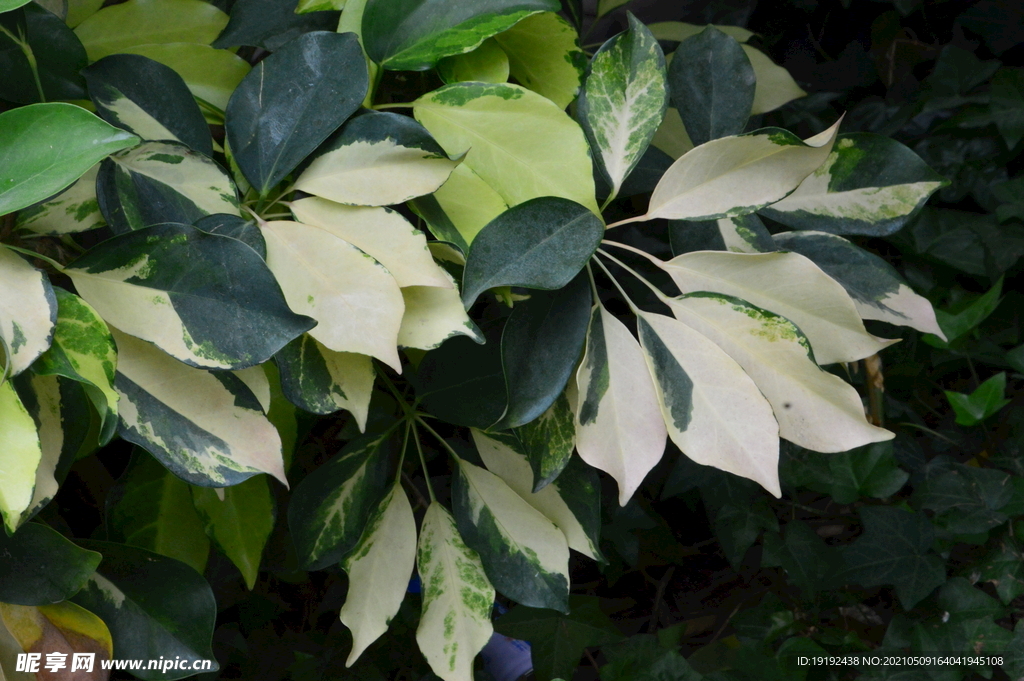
0;244;56;376
0;380;43;534
399;268;482;350
744;45;806;115
16;164;104;236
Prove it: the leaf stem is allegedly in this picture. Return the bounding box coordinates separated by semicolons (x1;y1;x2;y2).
591;254;640;315
372;102;415;110
599;189;618;214
0;24;44;103
600;238;666;266
411;420;438;503
604;214;648;230
1;243;65;271
595;248;670;304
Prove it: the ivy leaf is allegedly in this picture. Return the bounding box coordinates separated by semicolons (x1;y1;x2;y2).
0;3;87;104
68;223;315;370
83;54;213;155
492;11;585;110
275;334;374;428
0;103;138;216
979;533;1024;604
945;372;1012;426
494;595;622;681
225;31;367;196
461;197;604;308
578;13;667;198
925;277;1002;347
361;0;558;71
762;521;840;597
73;0;229;61
0;523;102;606
599;634;702;681
72;540;219;680
212;0;338;51
825;442;909;504
287;433;392;570
668;26;755;146
912;459;1013;535
992;67;1024;149
840;506;946;610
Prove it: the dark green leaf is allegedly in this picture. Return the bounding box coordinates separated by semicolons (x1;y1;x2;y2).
0;3;87;104
992;67;1024;148
840;506;946;609
826;442;909;505
225;31;367;196
762;520;840;597
979;533;1024;604
83;54;213;156
191;475;275;590
937;577;1007;623
287;434;392;570
922;45;1000;110
958;1;1024;55
462;197;604;307
496;272;590;429
415;323;507;428
897;208;1015;277
495;595;622;681
600;634;702;681
1004;620;1024;680
361;0;558;71
669;213;775;255
212;0;338;51
667;26;754;146
193;213;266;259
925;277;1003;346
0;523;102;606
71;540;218;680
913;459;1013;534
513;392;576;491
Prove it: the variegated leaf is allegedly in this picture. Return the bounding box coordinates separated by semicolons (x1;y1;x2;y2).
744;45;806;115
472;429;601;560
0;377;43;534
287;434;392;570
512;391;575;490
275;334;374;429
290;197;451;288
773;231;945;337
261;220;405;371
453;457;570;611
340;482;417;666
68;223;314;370
416;502;494;681
13;373;63;529
232;365;271;412
637;311;781;497
32;288;119;445
574;303;666;505
578;13;667;198
399;268;483;350
0;601;113;674
669;213;776;254
15;164;105;236
111;328;287;488
659;250;896;365
666;293;893;453
0;244;56;377
295;111;461;207
760;134;947;236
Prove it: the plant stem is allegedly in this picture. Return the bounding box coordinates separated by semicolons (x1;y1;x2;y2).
411;421;438;503
600;238;666;266
595;248;669;303
372;102;415;110
1;243;64;271
591;254;641;315
604;215;648;230
599;189;618;214
0;24;44;103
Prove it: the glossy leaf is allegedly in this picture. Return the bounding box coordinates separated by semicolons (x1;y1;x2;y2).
74;0;230;61
192;475;275;589
83;54;213;155
193;213;266;258
415;328;507;429
0;3;87;104
68;223;314;370
660;250;895;365
415;502;494;681
0;244;56;377
109;328;287;488
945;373;1011;426
262;220;405;370
452;457;571;611
340;482;417;665
492;11;585;109
759;134;947;236
213;0;338;51
275;334;374;428
578;13;668;197
15;164;105;236
461;197;604;307
287;434;392;570
668;26;755;146
573;303;666;505
0;523;101;606
225;31;367;196
120;42;251;115
362;0;558;70
437;38;509;84
414;82;599;213
927;278;1003;345
513;392;576;491
71;541;218;680
0;103;138;216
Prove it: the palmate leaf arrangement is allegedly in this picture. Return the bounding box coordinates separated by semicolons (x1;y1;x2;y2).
0;0;951;678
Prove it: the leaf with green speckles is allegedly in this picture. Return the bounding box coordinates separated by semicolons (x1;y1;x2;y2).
659;250;896;365
669;213;776;254
98;141;239;234
512;391;575;491
295;111;462;207
493;12;585;109
107;450;211;574
573;303;665;506
472;429;602;560
414;82;599;214
635;121;841;223
773;231;945;337
399;268;483;350
0;379;42;534
578;13;667;199
83;54;213;156
415;502;494;681
437;38;509;84
191;474;275;590
666;293;892;454
340;482;416;666
760;134;947;236
15;164;105;236
287;433;393;570
275;334;374;428
362;0;557;71
0;244;56;377
452;456;570;611
108;328;287;489
636;311;781;497
67;223;315;370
